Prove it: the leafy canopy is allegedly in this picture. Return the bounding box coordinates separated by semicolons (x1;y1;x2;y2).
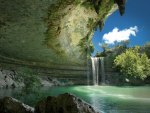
114;46;150;80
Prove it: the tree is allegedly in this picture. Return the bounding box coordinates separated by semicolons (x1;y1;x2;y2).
78;37;94;59
113;40;129;55
143;42;150;58
120;40;129;48
99;42;109;57
100;43;109;52
114;46;150;80
95;52;101;57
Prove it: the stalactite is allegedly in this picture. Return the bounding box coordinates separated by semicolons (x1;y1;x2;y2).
114;0;126;16
98;20;104;31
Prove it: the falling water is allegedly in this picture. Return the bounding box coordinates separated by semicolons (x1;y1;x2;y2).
87;59;90;85
91;57;99;85
100;57;105;84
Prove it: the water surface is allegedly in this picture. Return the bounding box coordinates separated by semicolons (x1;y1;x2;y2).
0;86;150;113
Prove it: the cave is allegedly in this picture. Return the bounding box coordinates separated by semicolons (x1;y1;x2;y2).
0;0;150;113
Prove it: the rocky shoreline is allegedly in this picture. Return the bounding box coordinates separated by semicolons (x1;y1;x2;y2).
0;93;99;113
0;68;24;88
0;67;74;89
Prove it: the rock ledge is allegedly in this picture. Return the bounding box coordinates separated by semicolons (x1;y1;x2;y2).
35;93;99;113
0;93;99;113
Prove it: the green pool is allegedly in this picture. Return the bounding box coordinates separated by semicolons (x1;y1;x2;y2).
1;86;150;113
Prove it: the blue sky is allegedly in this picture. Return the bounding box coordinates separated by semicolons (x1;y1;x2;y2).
92;0;150;54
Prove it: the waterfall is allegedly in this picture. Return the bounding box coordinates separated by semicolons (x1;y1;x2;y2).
91;57;99;85
91;57;105;85
100;57;105;84
87;59;90;85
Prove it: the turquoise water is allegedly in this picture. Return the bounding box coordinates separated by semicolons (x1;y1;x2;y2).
1;86;150;113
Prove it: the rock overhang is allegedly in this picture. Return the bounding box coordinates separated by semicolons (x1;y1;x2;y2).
0;0;126;68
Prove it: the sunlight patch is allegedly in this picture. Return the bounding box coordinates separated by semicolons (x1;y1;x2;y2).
102;26;138;44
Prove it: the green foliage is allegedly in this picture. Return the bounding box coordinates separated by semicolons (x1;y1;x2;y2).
98;42;109;57
100;43;109;52
142;42;150;58
17;67;41;93
120;40;129;48
97;20;104;31
113;45;127;55
95;52;101;57
81;1;94;9
75;0;81;5
87;18;94;29
14;67;42;105
78;37;94;58
82;0;115;31
95;0;114;31
114;46;150;80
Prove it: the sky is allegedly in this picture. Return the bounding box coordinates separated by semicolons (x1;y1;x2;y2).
92;0;150;55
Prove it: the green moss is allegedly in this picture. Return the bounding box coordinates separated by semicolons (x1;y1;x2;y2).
0;0;123;66
81;0;115;32
97;20;104;31
87;18;94;28
97;0;114;15
95;0;115;31
75;0;81;5
43;0;75;55
79;0;114;55
78;32;94;59
0;21;6;28
43;0;116;57
81;1;94;10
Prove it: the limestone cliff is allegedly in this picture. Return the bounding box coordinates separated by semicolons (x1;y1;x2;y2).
0;0;125;68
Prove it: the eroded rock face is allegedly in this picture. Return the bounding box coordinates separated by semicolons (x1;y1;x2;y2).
0;68;24;88
0;0;121;67
0;97;34;113
35;93;99;113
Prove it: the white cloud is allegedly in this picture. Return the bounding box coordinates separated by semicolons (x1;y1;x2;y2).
102;26;138;44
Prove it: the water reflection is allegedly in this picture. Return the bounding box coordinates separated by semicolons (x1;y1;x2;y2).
1;86;150;113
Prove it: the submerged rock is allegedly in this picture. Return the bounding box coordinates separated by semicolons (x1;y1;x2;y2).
35;93;99;113
0;97;34;113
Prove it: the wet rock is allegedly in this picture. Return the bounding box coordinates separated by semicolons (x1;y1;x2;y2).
0;68;24;88
35;93;99;113
0;97;34;113
39;77;74;87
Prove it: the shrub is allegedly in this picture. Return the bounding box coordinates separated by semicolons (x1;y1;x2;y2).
114;46;150;80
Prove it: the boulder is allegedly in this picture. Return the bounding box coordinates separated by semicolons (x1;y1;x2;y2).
35;93;99;113
0;97;34;113
0;68;24;88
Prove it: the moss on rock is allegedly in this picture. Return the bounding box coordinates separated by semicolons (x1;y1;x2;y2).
0;0;125;67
